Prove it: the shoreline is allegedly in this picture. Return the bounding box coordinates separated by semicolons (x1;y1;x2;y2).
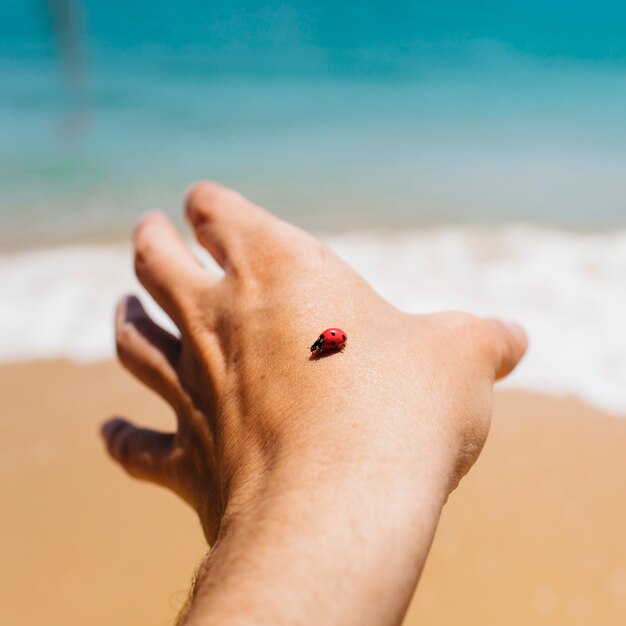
1;359;625;625
2;221;626;255
2;228;626;414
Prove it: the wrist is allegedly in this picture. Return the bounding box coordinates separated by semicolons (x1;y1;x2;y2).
220;427;451;537
188;440;449;625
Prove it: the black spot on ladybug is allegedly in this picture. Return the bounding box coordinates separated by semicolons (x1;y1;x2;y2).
330;330;336;336
331;341;336;346
319;334;324;339
342;334;346;341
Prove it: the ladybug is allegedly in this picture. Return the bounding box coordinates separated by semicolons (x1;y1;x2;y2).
310;328;347;355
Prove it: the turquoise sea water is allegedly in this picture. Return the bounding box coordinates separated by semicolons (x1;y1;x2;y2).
2;3;626;409
1;1;625;246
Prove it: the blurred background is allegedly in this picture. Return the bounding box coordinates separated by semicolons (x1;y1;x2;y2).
1;0;625;408
1;2;625;625
2;0;626;244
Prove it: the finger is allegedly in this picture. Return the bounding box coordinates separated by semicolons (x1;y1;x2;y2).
184;180;277;270
115;295;183;408
134;211;209;329
101;417;176;484
482;319;529;380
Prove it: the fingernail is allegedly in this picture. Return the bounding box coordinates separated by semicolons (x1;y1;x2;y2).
122;295;142;320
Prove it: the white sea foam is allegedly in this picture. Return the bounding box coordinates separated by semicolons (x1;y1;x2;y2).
1;227;625;414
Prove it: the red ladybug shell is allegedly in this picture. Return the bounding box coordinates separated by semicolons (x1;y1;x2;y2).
319;328;347;350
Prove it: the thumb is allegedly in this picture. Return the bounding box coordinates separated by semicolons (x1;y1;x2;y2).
101;417;175;484
482;319;529;380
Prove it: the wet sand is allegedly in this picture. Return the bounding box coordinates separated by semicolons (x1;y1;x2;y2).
1;360;625;625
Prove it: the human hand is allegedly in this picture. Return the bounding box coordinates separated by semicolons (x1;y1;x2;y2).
102;182;526;546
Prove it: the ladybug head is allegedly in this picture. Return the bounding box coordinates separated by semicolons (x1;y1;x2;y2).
310;337;323;352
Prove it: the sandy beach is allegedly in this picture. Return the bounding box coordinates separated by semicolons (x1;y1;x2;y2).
1;359;625;626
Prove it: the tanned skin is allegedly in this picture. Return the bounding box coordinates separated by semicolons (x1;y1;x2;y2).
101;181;527;625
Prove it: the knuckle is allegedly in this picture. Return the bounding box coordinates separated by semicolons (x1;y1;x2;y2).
242;240;303;281
467;316;491;341
472;328;500;362
468;321;497;356
439;311;495;356
441;311;484;335
265;227;324;265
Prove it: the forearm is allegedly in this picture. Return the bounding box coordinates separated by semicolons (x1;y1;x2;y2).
106;184;526;626
182;447;449;626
